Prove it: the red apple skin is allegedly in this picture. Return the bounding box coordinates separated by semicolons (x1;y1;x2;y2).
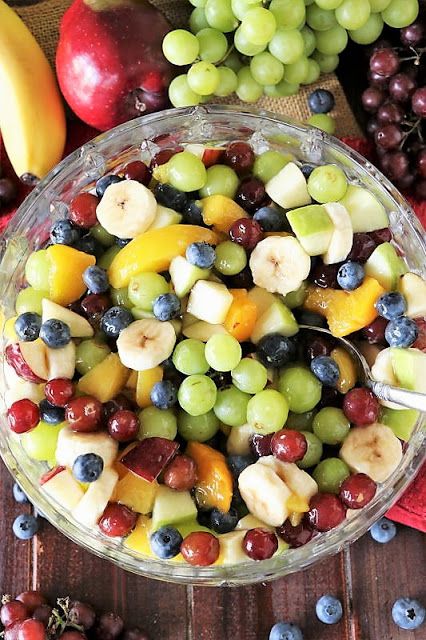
5;344;44;384
121;437;179;482
56;0;175;131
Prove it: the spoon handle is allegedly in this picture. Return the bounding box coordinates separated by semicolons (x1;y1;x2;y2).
369;381;426;412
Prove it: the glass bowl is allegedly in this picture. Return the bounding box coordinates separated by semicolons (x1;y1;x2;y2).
0;105;425;586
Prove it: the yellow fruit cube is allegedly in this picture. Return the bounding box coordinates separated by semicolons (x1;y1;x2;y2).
136;367;163;408
113;472;158;514
331;347;357;393
201;195;248;232
77;353;129;402
46;245;95;306
124;515;154;556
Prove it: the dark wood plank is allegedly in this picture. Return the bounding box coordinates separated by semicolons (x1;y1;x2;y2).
350;525;426;640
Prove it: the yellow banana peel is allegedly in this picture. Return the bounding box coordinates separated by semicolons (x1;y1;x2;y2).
0;0;66;182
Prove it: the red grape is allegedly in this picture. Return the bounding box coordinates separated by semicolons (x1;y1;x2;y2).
417;148;426;178
17;619;46;640
412;87;426;118
163;455;197;491
362;317;388;344
229;217;263;250
107;410;139;442
44;378;75;407
69;193;99;229
150;147;183;168
413;318;426;352
0;178;18;207
180;531;220;566
276;520;314;548
400;22;424;47
377;102;404;124
242;528;278;560
339;473;377;509
224;141;255;174
16;592;47;615
4;623;21;640
32;605;52;627
388;73;416;103
81;294;111;326
369;227;392;244
415;179;426;199
375;124;403;150
235;176;267;213
123;161;151;186
0;601;29;627
307;493;346;531
346;233;376;262
380;151;409;180
343;388;379;426
368;70;389;89
361;87;385;113
271;429;307;463
65;396;103;432
366;118;380;138
68;601;96;630
249;433;273;458
370;48;400;77
103;394;133;420
311;262;339;288
94;612;124;640
395;173;415;191
303;334;335;362
98;503;137;537
59;633;86;640
7;399;40;434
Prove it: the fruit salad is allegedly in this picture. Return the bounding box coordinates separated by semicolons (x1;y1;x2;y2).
3;140;426;568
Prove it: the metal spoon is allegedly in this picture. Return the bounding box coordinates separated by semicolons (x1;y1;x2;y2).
300;325;426;413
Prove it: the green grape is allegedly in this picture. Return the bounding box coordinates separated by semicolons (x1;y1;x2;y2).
187;61;220;95
224;50;244;72
22;421;64;461
231;357;268;394
312;50;339;73
214;385;251;426
178;374;217;416
169;75;201;107
369;0;391;11
110;287;131;307
278;365;322;413
247;389;289;434
139;407;177;440
297;431;323;469
382;0;419;28
306;4;337;30
314;25;348;54
283;280;308;309
301;26;316;56
177;409;219;441
313;407;350;445
173;338;209;375
167;151;207;191
231;0;262;20
128;272;169;311
301;58;321;84
189;0;207;6
214;241;247;276
215;66;238;96
131;308;154;320
25;250;50;290
268;28;304;65
349;13;383;44
189;7;210;33
253;150;291;183
196;28;228;63
269;0;306;30
315;0;343;8
307;164;347;202
15;287;48;315
234;27;266;56
240;7;277;45
313;458;350;494
75;339;110;375
284;57;309;84
97;245;121;269
162;29;200;65
250;52;284;85
264;79;300;97
91;224;115;247
286;409;316;432
199;164;239;198
335;0;370;30
205;334;242;372
205;0;239;32
236;67;263;102
307;113;336;134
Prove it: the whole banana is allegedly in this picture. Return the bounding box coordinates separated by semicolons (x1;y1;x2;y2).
0;0;66;182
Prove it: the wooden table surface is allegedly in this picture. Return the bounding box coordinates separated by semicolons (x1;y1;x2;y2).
0;461;424;640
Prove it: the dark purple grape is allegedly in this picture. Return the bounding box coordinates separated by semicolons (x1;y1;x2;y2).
121;629;150;640
369;228;392;244
303;334;335;363
366;118;380;138
375;124;403;150
415;179;426;199
376;102;404;124
0;178;18;207
311;262;339;288
368;70;389;89
32;604;53;626
400;22;424;47
69;601;96;630
418;148;426;179
388;73;416;103
361;87;385;113
370;48;400;78
235;177;267;213
395;173;415;191
380;151;409;180
346;233;376;262
412;87;426;118
94;613;124;640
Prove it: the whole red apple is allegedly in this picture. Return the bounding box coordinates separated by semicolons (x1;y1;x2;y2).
56;0;175;131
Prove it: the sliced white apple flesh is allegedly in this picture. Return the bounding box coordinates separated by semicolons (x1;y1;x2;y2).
42;298;94;338
265;162;311;209
72;467;118;528
187;280;233;324
339;185;388;233
398;272;426;319
169;255;210;298
42;467;85;511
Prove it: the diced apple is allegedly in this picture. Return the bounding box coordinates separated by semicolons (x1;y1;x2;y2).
265;162;311;209
77;353;129;402
183;319;230;341
112;473;159;514
371;347;403;410
42;298;94;338
151;484;197;531
148;204;182;230
364;243;407;290
72;467;118;528
247;287;277;316
398;272;426;318
390;347;426;394
226;423;257;456
185;143;224;167
5;343;44;383
42;467;85;511
4;362;45;407
19;340;49;380
251;300;298;344
169;255;210;298
286;204;334;255
46;341;76;380
380;407;420;441
55;426;119;468
339;185;388;233
187;280;233;324
121;437;179;482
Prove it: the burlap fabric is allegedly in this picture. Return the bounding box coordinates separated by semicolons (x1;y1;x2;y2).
11;0;362;137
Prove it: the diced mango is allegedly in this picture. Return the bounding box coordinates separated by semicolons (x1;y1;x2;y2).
113;473;158;514
124;515;154;557
186;441;233;513
303;276;386;337
201;195;248;232
46;245;95;306
136;367;163;408
224;289;258;342
331;347;357;393
126;370;138;390
108;225;220;289
77;353;129;402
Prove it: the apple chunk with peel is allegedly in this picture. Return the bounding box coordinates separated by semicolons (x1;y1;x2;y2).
380;407;419;441
6;341;48;382
339;185;388;233
148;205;182;231
265;162;311;209
398;272;426;318
169;255;210;298
42;298;93;338
151;484;197;531
187;280;233;325
286;204;334;255
364;242;407;290
251;300;298;344
182;319;230;341
247;287;277;317
121;437;179;482
72;467;118;528
41;466;85;511
390;347;426;394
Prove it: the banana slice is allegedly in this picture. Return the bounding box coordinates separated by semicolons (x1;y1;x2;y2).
117;318;176;371
238;461;292;527
249;236;311;296
257;456;318;503
96;179;157;239
56;426;119;468
322;202;353;265
340;422;402;483
72;467;118;528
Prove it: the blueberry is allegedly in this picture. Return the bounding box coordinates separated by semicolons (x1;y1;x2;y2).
100;306;133;339
209;507;239;533
83;265;109;294
150;380;178;409
253;206;286;232
308;89;335;114
392;598;425;630
297;310;326;327
154;183;188;212
13;513;39;540
300;164;315;179
50;219;80;246
152;293;181;321
375;292;406;320
369;517;396;543
186;241;216;268
39;318;71;349
315;595;343;625
269;622;304;640
257;333;297;368
310;355;340;386
95;174;123;198
150;525;183;559
14;312;41;342
337;261;365;291
115;237;131;247
227;455;254;479
13;482;29;504
182;200;204;226
385;316;418;347
39;399;65;424
73;453;104;483
74;233;101;256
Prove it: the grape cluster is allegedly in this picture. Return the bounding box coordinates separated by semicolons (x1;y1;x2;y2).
361;18;425;198
162;0;420;107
